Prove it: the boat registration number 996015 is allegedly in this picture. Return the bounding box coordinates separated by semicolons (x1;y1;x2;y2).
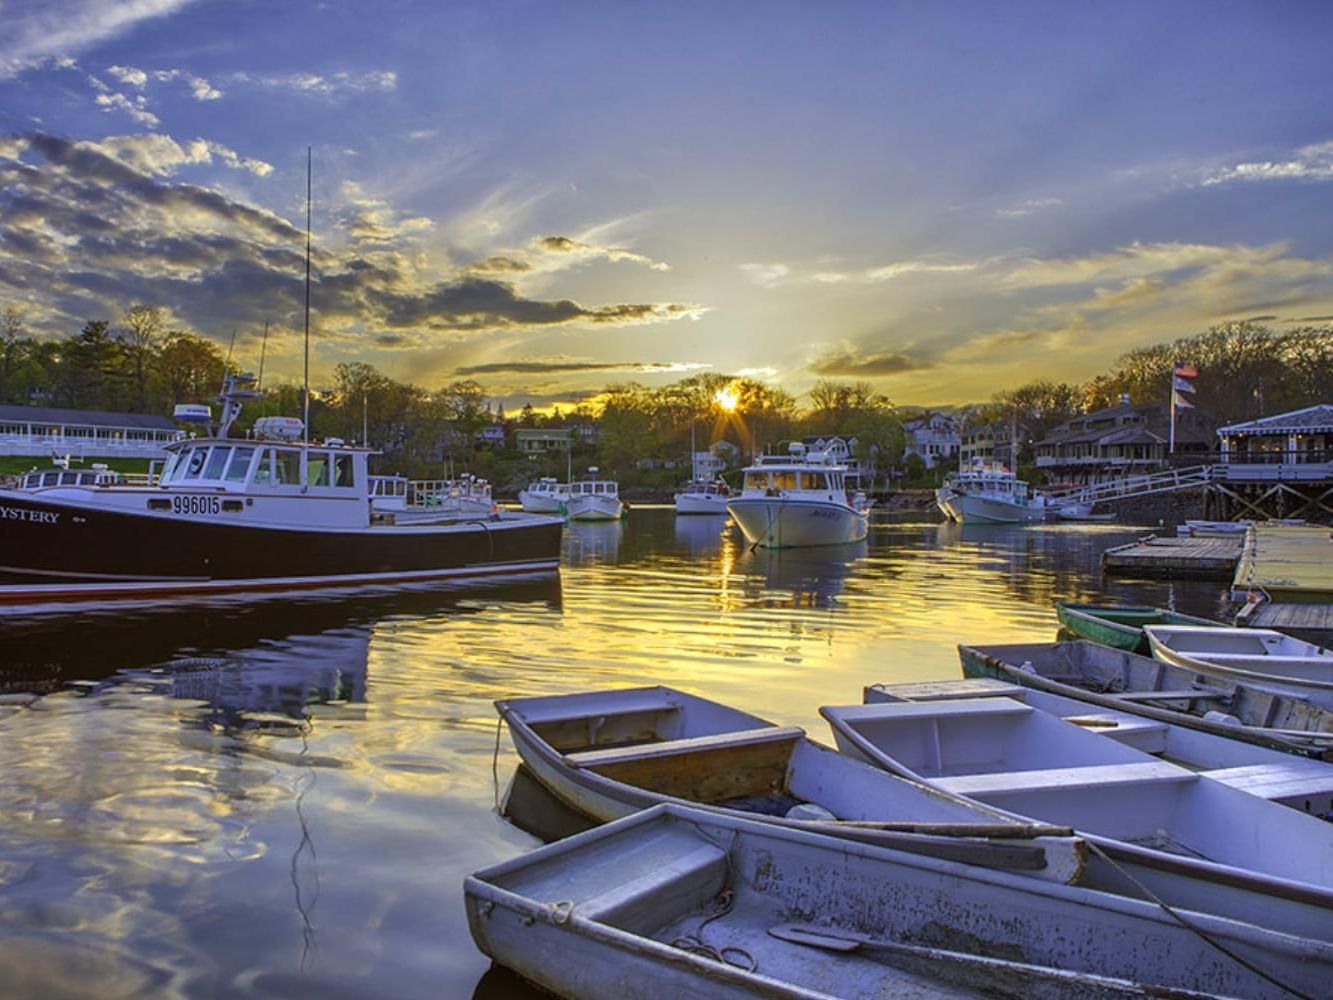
172;495;222;516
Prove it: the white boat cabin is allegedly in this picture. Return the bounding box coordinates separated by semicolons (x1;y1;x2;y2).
568;479;619;499
741;448;851;498
157;438;367;495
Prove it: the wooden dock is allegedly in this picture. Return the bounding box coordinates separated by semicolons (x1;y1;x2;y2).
1101;534;1243;579
1232;523;1333;602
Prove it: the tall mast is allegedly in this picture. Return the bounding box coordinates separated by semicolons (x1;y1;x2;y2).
257;319;270;390
303;146;312;442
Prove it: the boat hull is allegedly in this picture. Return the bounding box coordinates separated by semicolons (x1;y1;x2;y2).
566;495;622;521
1144;626;1333;707
939;493;1046;524
0;491;562;599
727;497;868;548
672;492;729;515
518;491;566;514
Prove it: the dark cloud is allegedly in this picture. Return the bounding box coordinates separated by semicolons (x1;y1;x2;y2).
808;347;932;376
0;130;699;345
1292;314;1333;322
1241;314;1278;322
538;236;579;253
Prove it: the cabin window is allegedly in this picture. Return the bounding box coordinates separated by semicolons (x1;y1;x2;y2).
203;446;231;480
306;452;331;487
334;454;356;488
181;448;208;480
225;447;255;482
771;471;798;491
744;471;770;490
159;452;182;483
252;449;274;484
801;472;829;490
273;449;301;485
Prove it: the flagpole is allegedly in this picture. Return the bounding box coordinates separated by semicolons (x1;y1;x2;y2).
1169;362;1176;456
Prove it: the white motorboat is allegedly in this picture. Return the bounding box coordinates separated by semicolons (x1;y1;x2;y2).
860;677;1333;817
936;461;1046;524
1143;625;1333;706
565;469;623;521
467;804;1333;1000
673;479;731;515
495;685;1333;934
727;444;869;548
821;696;1333;920
369;474;495;521
518;477;570;514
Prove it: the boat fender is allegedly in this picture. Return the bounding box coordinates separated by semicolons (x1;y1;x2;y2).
1018;660;1036;674
1202;710;1241;727
785;803;836;822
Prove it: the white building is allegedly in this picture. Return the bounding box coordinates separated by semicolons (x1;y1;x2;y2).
0;404;183;459
901;413;960;470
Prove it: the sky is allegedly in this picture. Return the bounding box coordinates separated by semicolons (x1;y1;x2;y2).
2;0;1333;411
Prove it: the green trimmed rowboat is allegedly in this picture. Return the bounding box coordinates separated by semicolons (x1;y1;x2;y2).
1056;603;1218;654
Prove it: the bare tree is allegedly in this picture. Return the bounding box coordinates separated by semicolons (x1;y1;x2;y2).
1;306;23;404
120;304;166;410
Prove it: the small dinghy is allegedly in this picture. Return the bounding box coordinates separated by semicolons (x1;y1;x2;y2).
1056;602;1219;653
958;640;1333;757
467;803;1333;1000
1143;625;1333;707
822;694;1333;941
496;686;1083;880
861;677;1333;818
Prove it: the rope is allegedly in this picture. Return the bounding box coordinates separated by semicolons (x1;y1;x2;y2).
1084;841;1314;1000
491;714;504;811
668;889;757;972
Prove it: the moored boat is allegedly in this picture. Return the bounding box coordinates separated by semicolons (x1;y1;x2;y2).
468;803;1333;1000
935;460;1046;524
727;443;869;548
955;640;1333;755
518;477;570;514
672;478;731;515
1143;625;1333;707
0;375;563;602
1056;602;1220;653
821;695;1333;899
565;470;623;521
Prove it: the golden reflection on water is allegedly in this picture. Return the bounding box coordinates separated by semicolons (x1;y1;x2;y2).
0;509;1229;997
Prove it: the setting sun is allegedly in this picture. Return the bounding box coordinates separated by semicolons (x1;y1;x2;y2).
715;385;740;412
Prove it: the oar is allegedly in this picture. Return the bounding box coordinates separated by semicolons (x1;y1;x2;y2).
773;819;1076;873
768;924;1219;999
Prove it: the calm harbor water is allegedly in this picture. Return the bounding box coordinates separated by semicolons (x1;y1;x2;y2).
0;508;1232;998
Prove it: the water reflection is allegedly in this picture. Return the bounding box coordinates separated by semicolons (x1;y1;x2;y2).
733;539;868;608
672;513;730;556
563;519;622;565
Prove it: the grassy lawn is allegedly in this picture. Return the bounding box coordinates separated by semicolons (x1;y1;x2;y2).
0;455;155;476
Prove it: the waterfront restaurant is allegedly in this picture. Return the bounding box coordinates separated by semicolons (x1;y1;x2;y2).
1217;404;1333;467
0;404;184;459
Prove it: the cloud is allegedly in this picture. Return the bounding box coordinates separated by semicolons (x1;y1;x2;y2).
454;358;709;375
106;64;147;88
151;68;222;100
0;1;196;78
995;241;1283;290
807;345;932;377
1203;140;1333;186
535;235;670;272
91;133;271;177
227;70;398;98
338;180;433;245
996;196;1063;219
94;91;160;127
0;131;703;357
744;257;975;288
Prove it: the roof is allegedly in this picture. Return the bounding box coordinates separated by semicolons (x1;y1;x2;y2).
0;404;178;430
1217;404;1333;436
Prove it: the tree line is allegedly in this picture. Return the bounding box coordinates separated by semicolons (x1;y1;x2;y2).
3;304;1329;482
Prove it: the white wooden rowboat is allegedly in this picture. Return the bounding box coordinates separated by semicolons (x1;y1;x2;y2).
498;685;1333;940
1144;625;1333;707
495;686;1084;881
467;803;1333;1000
861;677;1333;818
958;640;1333;756
821;695;1333;941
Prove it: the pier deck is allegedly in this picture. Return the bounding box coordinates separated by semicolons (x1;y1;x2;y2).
1232;524;1333;602
1101;534;1243;579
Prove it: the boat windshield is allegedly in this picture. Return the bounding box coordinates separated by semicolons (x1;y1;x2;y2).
744;471;770;490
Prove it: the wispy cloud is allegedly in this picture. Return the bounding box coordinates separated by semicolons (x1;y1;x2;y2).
535;235;671;272
88;133;271;177
743;257;975;288
95;90;160;127
996;196;1063;219
1203;139;1333;186
227;70;398;98
0;0;196;78
454;358;709;376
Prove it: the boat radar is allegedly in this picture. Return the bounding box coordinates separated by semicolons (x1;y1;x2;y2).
173;403;212;424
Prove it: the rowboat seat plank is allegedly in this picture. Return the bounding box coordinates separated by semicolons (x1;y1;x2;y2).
936;760;1194;798
864;679;1029;703
1107;689;1221;702
509;688;681;726
565;725;805;768
1203;762;1333;803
